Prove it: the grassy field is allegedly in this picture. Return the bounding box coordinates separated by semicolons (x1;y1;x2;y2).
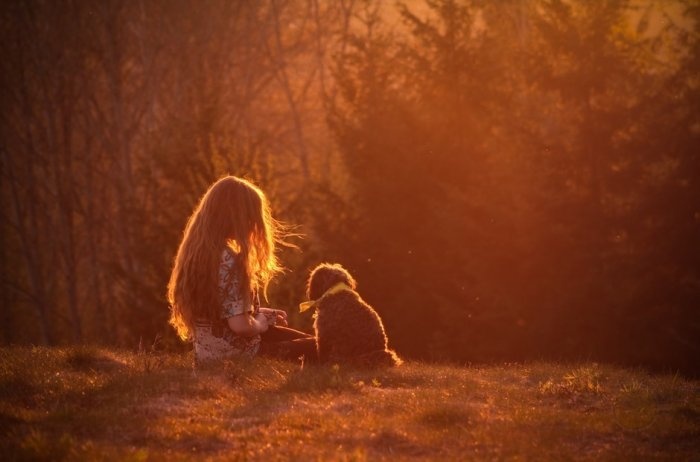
0;346;698;461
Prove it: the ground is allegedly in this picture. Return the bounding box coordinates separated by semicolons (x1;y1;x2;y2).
0;346;698;461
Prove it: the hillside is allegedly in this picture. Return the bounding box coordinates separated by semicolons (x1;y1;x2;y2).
1;346;698;460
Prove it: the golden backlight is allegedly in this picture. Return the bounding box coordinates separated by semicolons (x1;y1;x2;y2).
0;0;697;376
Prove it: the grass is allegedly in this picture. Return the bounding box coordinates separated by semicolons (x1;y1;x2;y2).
0;347;698;461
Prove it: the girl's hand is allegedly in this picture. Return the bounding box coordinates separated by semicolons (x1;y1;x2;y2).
260;307;288;327
274;309;288;327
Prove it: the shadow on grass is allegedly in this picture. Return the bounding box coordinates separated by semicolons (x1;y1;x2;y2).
418;406;475;429
278;361;442;394
64;346;128;373
334;429;434;458
0;348;216;459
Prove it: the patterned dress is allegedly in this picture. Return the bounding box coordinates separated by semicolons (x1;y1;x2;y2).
193;248;261;363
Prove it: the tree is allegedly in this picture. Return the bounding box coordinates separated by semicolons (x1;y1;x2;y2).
328;0;700;372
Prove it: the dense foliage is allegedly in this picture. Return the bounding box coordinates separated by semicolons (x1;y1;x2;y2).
327;0;700;374
1;0;698;374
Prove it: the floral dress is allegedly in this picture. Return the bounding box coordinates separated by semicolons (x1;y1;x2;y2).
193;248;261;363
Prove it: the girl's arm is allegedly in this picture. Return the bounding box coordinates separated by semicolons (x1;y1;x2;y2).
227;312;269;336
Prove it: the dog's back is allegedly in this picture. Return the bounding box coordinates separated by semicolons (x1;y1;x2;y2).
314;291;401;367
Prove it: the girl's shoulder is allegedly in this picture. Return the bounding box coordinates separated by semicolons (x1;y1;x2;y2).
220;247;236;266
219;247;239;283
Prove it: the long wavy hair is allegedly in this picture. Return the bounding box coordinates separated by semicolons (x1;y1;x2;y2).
167;176;286;341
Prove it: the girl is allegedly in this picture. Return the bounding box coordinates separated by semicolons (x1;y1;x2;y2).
167;175;316;364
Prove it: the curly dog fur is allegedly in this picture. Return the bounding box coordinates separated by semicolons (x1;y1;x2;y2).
305;263;401;367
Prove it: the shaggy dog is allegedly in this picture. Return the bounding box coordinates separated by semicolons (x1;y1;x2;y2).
302;263;401;367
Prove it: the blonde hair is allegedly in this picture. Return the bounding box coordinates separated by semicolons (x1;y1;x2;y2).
167;176;285;341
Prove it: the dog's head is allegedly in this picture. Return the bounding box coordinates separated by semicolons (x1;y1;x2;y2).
306;263;357;301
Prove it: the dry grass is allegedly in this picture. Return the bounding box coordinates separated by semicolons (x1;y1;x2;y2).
1;347;698;461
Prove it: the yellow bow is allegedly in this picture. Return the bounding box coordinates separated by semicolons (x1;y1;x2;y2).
299;282;353;313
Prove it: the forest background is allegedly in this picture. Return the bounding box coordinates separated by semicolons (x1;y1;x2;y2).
1;0;698;376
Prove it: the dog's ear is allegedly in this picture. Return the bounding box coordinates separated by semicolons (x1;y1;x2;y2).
306;263;356;300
